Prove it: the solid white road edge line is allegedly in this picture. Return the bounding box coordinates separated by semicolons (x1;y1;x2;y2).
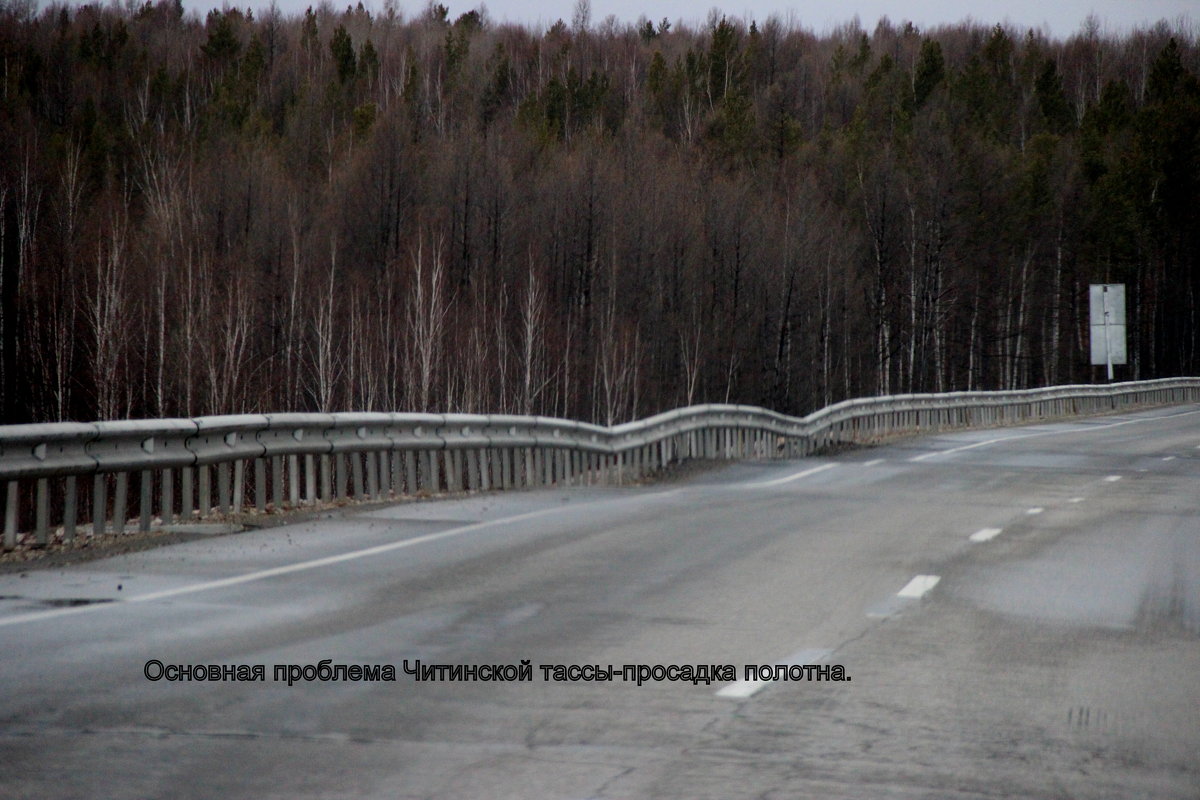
739;463;836;489
908;407;1200;463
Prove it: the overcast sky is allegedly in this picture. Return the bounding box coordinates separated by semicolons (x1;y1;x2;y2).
165;0;1196;38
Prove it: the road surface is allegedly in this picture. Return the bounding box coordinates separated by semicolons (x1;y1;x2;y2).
2;405;1199;799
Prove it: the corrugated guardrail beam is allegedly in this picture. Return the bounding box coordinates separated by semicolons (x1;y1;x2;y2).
2;378;1198;550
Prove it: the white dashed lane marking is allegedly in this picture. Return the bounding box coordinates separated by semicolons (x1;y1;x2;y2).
739;463;836;489
969;528;1003;543
897;575;941;598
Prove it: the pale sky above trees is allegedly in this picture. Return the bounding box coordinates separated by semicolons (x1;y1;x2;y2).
152;0;1195;37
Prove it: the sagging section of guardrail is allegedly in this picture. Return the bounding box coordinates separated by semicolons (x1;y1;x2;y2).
2;378;1198;550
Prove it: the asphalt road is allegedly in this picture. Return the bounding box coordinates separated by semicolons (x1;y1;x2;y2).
2;405;1199;799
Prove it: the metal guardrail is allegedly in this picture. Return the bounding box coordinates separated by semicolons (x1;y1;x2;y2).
2;378;1198;550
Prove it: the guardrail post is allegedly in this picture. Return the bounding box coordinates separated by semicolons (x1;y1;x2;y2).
334;454;346;499
255;459;267;511
233;460;244;513
63;475;77;542
501;448;512;489
481;450;493;491
427;450;441;493
304;454;316;503
317;454;329;501
352;452;365;498
381;452;393;497
443;451;456;492
139;470;152;531
161;468;173;524
289;455;301;505
198;465;211;517
361;451;372;498
3;481;16;549
113;471;129;534
217;462;231;515
172;469;184;522
35;477;49;545
465;450;479;491
279;453;291;503
403;451;416;496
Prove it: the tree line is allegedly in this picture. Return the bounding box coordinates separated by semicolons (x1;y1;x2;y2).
1;1;1197;424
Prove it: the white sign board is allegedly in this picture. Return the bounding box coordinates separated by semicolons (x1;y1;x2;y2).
1089;284;1126;379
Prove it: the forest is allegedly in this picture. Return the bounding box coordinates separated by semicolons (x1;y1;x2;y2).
1;0;1198;425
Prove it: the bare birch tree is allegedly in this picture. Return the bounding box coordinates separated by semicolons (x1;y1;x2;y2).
404;235;447;412
88;213;127;420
